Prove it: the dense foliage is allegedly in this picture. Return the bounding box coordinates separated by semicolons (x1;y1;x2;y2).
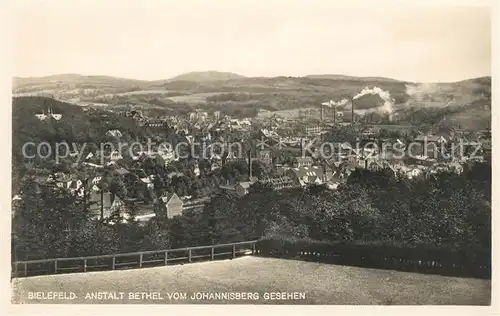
254;237;490;278
11;96;491;275
12;161;491;262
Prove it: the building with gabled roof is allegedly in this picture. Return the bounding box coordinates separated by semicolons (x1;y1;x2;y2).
256;149;273;164
145;119;168;128
89;191;121;219
235;181;252;196
105;129;123;138
34;111;48;121
110;150;123;162
115;167;131;176
259;176;296;190
156;192;184;218
285;166;325;187
293;156;314;168
415;135;447;144
259;128;280;139
360;127;376;139
34;108;63;121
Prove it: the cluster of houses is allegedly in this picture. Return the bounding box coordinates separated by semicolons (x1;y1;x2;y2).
17;168;187;223
217;124;491;197
219;154;341;197
120;108;255;136
20;106;491;226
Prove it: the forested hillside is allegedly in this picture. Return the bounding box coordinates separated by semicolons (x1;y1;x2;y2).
13;74;491;130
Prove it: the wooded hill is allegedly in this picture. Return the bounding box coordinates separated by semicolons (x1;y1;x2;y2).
13;74;491;130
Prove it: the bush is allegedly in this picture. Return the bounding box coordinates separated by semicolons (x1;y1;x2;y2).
255;237;490;278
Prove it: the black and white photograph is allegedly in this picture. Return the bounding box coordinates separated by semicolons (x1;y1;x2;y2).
5;0;496;310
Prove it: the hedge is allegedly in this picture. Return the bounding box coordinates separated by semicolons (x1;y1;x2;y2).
255;237;490;279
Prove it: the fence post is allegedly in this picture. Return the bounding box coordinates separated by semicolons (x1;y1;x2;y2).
232;244;236;258
111;256;116;270
24;263;28;277
252;242;256;255
164;251;168;265
188;249;192;263
139;254;143;268
54;260;58;274
83;259;87;272
211;246;214;260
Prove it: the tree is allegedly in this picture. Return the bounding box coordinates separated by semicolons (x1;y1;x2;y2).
108;175;127;198
12;181;92;260
141;217;171;251
251;160;272;179
201;191;239;244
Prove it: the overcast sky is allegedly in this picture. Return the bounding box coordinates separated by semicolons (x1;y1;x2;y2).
10;0;492;82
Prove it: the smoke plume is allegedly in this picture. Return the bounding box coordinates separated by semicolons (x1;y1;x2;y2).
353;87;395;120
322;98;350;108
405;83;459;107
405;83;439;102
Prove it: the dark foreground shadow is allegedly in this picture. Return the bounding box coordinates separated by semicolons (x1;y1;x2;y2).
253;251;490;280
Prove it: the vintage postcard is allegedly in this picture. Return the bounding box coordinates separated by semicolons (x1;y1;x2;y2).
4;0;497;314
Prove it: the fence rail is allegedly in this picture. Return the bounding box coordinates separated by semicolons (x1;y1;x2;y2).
12;240;258;278
13;239;489;279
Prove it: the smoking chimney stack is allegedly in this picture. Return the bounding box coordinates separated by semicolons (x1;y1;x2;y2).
248;148;253;180
351;98;355;125
320;104;324;121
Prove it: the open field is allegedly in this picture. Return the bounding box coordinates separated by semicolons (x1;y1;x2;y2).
257;108;312;119
167;92;226;103
11;256;490;305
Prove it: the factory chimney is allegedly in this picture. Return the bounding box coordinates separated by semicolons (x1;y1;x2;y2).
320;104;325;121
248;148;253;180
351;98;355;125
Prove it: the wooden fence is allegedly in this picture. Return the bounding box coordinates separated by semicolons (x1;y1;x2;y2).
12;239;489;279
12;240;258;278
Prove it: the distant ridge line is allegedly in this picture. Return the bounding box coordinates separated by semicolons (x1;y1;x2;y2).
13;72;491;84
